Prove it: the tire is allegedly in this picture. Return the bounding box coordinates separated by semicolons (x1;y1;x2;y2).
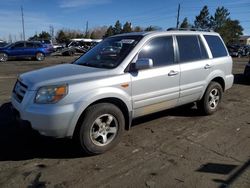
35;52;45;61
76;103;125;154
198;82;223;115
0;53;8;62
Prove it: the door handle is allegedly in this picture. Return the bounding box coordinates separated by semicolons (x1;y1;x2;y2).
168;70;179;76
204;64;212;69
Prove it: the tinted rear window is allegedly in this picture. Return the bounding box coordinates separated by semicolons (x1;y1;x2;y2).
176;35;208;63
204;35;228;58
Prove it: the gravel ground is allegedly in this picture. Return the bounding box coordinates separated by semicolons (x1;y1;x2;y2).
0;56;249;188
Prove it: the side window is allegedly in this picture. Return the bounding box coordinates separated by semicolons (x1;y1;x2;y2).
26;42;34;48
34;43;42;48
138;36;174;67
204;35;228;58
177;35;208;63
14;42;25;48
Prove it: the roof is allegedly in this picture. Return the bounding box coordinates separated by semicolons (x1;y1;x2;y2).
113;30;219;38
70;38;102;42
240;36;250;40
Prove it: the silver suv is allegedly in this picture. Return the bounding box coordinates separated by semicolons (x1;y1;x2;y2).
12;30;234;154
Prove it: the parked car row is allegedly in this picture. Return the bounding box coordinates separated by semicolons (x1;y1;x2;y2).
59;38;102;56
0;41;53;62
0;41;9;47
227;45;250;58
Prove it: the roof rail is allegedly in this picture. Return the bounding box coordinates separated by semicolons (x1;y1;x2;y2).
167;27;214;32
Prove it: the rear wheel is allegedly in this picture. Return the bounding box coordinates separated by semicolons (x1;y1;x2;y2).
35;52;45;61
75;103;125;154
0;53;8;62
198;82;223;115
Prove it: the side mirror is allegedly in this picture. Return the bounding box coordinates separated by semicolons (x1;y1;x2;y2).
135;58;153;70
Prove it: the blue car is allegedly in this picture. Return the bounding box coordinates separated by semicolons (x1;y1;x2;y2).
0;41;52;62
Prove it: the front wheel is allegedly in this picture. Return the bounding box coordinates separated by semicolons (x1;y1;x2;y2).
35;52;45;61
75;103;125;154
198;82;223;115
0;53;8;62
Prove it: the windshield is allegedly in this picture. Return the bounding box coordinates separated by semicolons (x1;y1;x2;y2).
74;35;142;69
0;42;10;47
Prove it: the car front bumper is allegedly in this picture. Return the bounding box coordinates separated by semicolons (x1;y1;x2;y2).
11;94;78;138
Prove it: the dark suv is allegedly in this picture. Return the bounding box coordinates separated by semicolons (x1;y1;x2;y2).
0;41;52;62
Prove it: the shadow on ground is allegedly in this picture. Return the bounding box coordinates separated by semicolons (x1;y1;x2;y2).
132;103;202;127
196;159;250;188
0;101;203;161
0;102;85;161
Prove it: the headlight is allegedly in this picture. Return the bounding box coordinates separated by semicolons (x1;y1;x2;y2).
35;84;68;104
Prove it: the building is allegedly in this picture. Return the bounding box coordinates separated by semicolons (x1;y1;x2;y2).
239;36;250;45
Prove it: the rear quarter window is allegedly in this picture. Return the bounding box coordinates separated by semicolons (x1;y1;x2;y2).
204;35;228;58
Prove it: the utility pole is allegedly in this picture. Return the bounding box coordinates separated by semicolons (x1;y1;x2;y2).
21;6;25;41
85;21;89;37
176;3;180;29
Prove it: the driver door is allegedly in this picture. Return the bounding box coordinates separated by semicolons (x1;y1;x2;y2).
131;36;180;117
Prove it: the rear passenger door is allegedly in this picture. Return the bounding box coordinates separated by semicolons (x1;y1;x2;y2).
25;42;36;56
131;36;180;117
176;35;210;105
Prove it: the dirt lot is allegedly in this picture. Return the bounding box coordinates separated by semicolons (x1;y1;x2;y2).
0;56;249;188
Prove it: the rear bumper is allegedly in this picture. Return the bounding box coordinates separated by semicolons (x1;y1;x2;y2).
225;74;234;90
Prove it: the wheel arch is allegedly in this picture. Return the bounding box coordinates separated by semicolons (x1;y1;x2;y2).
211;77;225;91
36;51;45;55
72;97;132;139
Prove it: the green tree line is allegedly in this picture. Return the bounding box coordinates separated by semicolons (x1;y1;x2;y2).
180;6;243;44
29;5;243;45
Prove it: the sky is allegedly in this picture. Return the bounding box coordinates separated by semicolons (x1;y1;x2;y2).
0;0;249;41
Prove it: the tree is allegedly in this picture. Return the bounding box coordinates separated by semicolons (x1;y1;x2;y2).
144;26;159;31
28;34;38;41
122;22;132;33
38;31;51;40
56;30;69;43
210;6;230;31
104;26;114;38
180;17;189;28
113;20;122;35
219;19;243;45
89;26;108;39
133;26;143;32
84;32;90;39
194;5;210;29
28;31;51;41
90;31;97;39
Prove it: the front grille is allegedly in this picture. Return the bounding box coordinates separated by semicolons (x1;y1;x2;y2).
13;80;28;103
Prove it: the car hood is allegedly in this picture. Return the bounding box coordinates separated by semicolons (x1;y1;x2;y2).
0;46;8;50
20;64;112;90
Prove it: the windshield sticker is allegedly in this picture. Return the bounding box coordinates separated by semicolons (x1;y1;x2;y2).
120;39;135;44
